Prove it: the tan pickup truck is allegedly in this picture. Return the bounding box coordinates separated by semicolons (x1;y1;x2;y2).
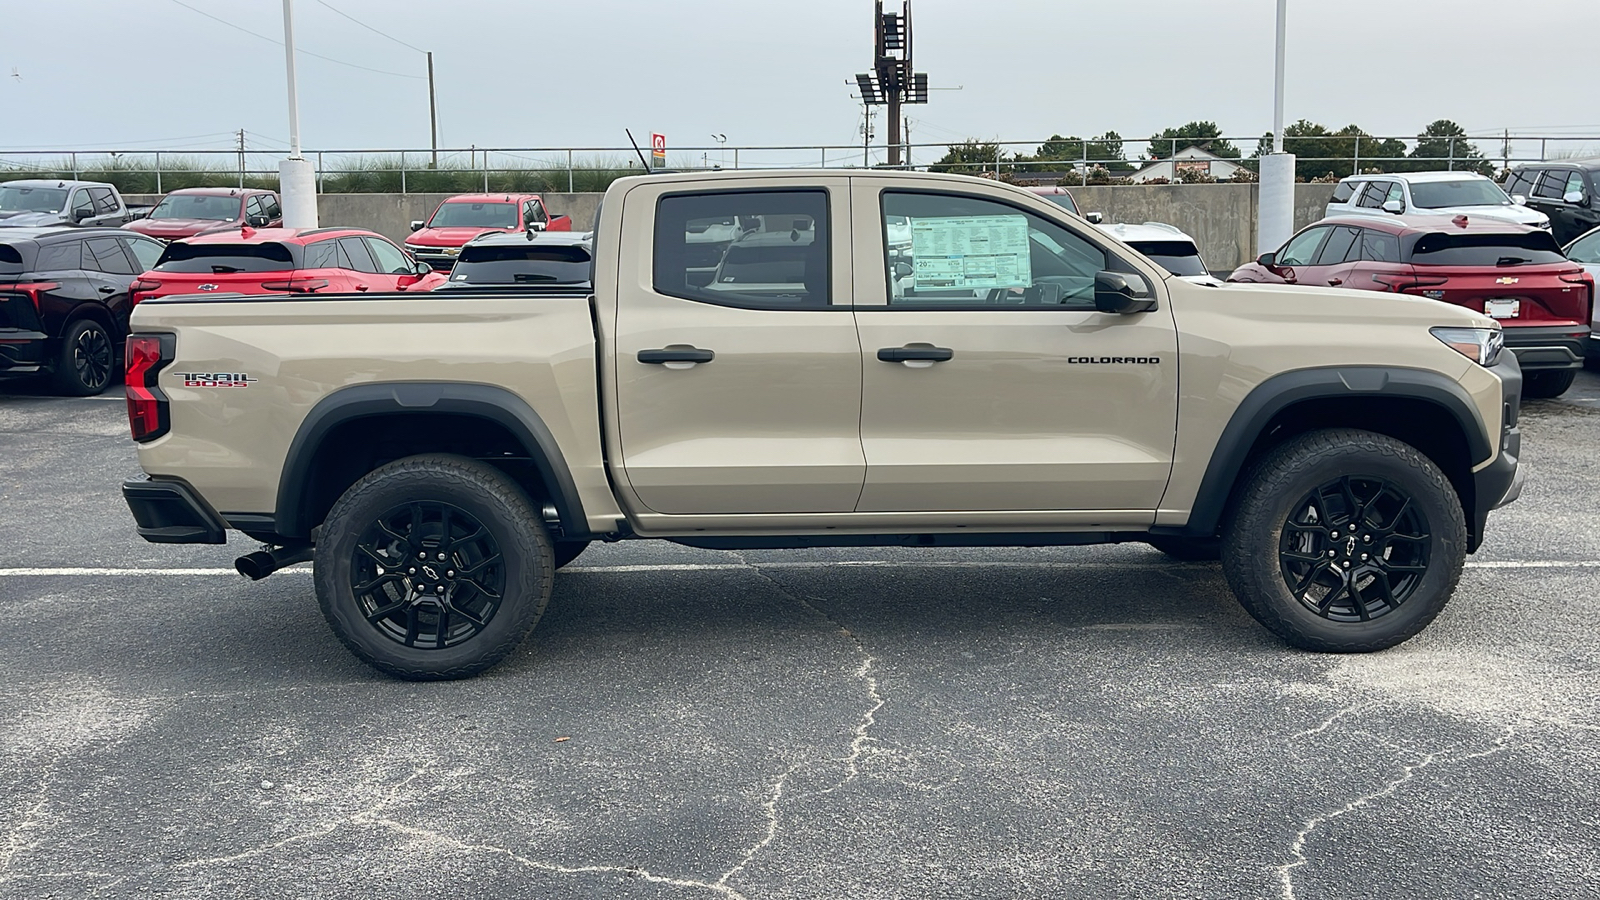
121;170;1524;680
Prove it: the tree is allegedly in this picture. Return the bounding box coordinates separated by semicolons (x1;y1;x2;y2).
1252;121;1411;179
1146;121;1239;159
929;140;1005;175
1029;132;1133;172
1406;120;1493;174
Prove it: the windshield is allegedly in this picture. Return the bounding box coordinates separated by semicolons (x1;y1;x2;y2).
452;243;592;284
1409;180;1512;209
153;242;295;273
1128;240;1208;277
150;194;240;221
1407;231;1566;266
427;201;518;229
0;186;66;213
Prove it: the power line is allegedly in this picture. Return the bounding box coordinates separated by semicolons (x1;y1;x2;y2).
315;0;426;54
166;0;425;80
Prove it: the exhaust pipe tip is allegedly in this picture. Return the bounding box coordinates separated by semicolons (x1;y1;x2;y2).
235;544;314;581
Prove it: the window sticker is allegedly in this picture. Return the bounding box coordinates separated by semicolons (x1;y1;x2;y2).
909;214;1031;290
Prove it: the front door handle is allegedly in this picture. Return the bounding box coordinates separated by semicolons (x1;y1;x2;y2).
638;347;715;364
877;346;953;362
1328;277;1343;286
354;283;370;292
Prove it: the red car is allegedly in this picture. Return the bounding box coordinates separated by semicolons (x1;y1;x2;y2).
131;226;446;303
403;193;571;270
123;187;282;242
1230;215;1593;398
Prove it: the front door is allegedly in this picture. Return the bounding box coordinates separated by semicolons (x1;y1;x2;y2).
850;182;1178;519
610;179;864;515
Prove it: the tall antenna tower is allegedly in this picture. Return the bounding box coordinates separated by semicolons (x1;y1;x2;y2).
853;1;928;168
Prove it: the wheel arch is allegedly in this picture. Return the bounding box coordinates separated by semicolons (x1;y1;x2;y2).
1171;366;1493;549
274;382;587;542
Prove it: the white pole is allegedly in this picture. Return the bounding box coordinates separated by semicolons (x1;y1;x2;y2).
278;0;317;228
1272;0;1286;155
1257;0;1294;259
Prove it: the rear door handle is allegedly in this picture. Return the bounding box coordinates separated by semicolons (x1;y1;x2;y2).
1328;277;1343;286
877;346;953;362
97;285;116;294
354;283;370;292
638;347;715;364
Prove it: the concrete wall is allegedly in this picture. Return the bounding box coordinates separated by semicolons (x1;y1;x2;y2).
127;185;1334;270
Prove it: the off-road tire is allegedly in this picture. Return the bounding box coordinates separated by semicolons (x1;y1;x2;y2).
315;453;553;680
1144;535;1221;562
1221;428;1466;653
1522;369;1576;399
53;319;114;396
553;540;591;569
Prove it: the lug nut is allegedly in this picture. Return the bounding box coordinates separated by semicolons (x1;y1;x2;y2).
446;570;455;578
436;585;445;594
1342;561;1351;568
1328;550;1337;558
1361;553;1368;560
409;567;417;575
1363;535;1372;543
418;551;426;559
437;553;446;561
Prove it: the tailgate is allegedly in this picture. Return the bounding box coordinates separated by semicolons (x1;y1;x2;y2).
1413;264;1589;326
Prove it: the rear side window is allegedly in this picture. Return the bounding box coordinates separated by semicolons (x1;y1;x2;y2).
1360;230;1400;263
85;238;136;275
1504;170;1536;197
453;242;593;284
154;242;294;273
1128;240;1206;277
1330;181;1359;204
339;237;379;273
88;187;119;215
654;190;829;308
1315;226;1361;265
1406;231;1567;266
34;241;81;272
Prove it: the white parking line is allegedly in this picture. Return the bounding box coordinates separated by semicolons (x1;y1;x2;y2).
1;559;1598;578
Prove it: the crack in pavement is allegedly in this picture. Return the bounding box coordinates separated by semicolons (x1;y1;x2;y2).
1275;723;1521;900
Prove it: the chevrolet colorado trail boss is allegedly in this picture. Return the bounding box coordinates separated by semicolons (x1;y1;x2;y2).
121;170;1524;680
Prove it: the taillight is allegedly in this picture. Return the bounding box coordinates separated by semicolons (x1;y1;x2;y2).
125;334;173;442
1371;273;1449;293
1559;271;1596;324
129;279;161;305
0;281;60;310
259;278;329;293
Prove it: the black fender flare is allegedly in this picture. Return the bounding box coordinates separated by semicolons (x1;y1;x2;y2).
274;381;587;539
1166;366;1491;538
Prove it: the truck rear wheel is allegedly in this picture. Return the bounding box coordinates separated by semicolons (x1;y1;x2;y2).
53;319;114;396
1221;429;1466;653
314;454;554;680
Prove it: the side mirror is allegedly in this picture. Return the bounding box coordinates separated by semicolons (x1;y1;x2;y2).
410;220;425;232
526;221;547;233
1564;190;1587;205
1085;211;1104;225
1511;194;1528;206
1093;270;1156;314
413;260;433;275
1381;199;1405;214
1256;251;1277;267
893;261;913;279
246;214;270;227
71;208;93;223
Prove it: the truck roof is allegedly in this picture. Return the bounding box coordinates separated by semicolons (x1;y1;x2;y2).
0;178;118;190
162;186;276;197
440;193;545;204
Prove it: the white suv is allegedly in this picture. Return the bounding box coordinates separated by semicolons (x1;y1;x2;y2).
1325;172;1550;230
1094;221;1219;284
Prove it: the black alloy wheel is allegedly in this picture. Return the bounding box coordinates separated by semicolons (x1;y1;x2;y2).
1278;475;1430;622
55;320;114;395
350;501;506;650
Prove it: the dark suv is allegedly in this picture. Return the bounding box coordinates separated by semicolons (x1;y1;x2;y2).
0;227;166;395
437;230;593;289
1504;161;1600;245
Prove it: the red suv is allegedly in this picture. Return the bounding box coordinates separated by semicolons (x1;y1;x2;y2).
123;188;282;242
131;227;446;303
403;193;571;270
1230;215;1593;398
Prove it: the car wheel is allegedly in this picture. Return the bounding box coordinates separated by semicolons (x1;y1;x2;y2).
53;319;115;396
314;453;553;680
1221;429;1466;653
553;540;591;569
1522;369;1576;399
1143;535;1220;562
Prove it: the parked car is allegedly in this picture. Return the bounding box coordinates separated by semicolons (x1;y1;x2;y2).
1094;221;1217;283
123;188;282;242
1562;224;1600;365
0;179;151;228
130;227;446;303
123;169;1523;679
1325;172;1548;231
1025;185;1102;223
0;226;166;394
1230;215;1591;397
404;193;573;271
1504;160;1600;246
437;231;593;289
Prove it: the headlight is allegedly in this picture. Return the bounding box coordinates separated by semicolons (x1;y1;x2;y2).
1431;326;1504;366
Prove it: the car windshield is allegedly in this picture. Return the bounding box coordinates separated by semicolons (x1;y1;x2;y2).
1409;180;1512;209
1037;192;1080;215
153;242;295;273
451;243;592;284
1407;231;1567;266
1128;240;1208;277
428;202;518;228
0;186;66;213
150;194;240;221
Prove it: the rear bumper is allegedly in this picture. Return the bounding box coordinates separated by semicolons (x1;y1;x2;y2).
1471;353;1523;550
1503;324;1589;371
0;329;49;376
122;475;227;544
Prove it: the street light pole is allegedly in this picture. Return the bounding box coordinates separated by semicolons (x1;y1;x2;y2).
279;0;317;227
1256;0;1294;258
1272;0;1286;155
427;51;438;168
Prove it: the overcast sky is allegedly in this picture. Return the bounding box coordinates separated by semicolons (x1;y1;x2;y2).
5;0;1600;166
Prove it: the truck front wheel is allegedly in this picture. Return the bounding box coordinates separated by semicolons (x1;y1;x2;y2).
1221;429;1466;653
314;454;554;680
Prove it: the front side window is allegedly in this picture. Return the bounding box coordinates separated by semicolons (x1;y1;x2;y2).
245;196;264;219
882;191;1110;309
70;191;93;216
654;190;829;308
1563;172;1587;199
525;200;547;225
1315;226;1362;265
1567;230;1600;263
1277;226;1331;267
123;236;163;271
1356;182;1389;209
261;194;281;219
364;237;412;274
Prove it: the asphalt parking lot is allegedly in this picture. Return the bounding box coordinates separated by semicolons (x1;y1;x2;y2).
0;372;1597;899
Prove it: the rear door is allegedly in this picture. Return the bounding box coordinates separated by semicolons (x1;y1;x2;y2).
850;179;1178;517
337;237;380;292
610;178;864;514
81;237;138;335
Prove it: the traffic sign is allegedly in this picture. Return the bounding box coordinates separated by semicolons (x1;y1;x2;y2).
650;132;666;168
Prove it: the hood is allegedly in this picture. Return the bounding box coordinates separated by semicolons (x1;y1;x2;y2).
1418;204;1548;227
126;217;236;238
0;211;68;227
1196;279;1496;327
405;226;510;248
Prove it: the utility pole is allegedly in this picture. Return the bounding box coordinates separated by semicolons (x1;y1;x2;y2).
1256;0;1294;257
237;129;246;187
861;107;876;168
853;1;928;168
278;0;317;227
427;51;438;168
